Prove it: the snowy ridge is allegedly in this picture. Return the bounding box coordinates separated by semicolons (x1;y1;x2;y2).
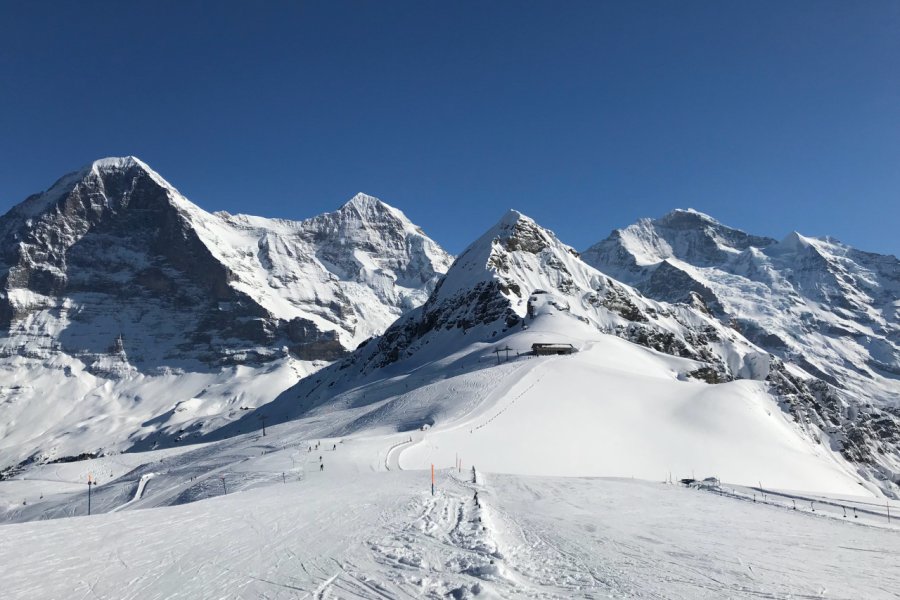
584;209;900;491
347;209;771;381
181;190;452;351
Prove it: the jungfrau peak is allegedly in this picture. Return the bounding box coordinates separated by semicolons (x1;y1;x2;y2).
583;209;900;488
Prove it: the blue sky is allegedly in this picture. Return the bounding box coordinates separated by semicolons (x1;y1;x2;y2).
1;1;898;255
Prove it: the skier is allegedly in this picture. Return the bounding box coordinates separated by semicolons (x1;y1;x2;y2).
320;463;324;471
332;444;336;451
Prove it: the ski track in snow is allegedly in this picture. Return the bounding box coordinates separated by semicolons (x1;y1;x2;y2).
3;451;899;600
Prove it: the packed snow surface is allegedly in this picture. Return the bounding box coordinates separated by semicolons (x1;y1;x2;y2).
2;433;898;599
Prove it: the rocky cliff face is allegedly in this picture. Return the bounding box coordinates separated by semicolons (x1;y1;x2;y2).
0;157;452;371
583;209;900;489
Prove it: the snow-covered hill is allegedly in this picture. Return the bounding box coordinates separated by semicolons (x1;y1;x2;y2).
583;209;900;489
317;209;771;386
0;157;451;473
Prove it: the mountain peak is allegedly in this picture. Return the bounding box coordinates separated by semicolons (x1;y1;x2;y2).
771;230;818;255
657;208;721;229
497;209;527;226
86;156;180;197
782;230;811;246
487;209;557;254
90;155;146;172
4;156;180;221
342;192;387;211
338;192;413;225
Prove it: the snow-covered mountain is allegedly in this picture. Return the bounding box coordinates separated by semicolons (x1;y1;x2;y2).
0;157;451;472
583;209;900;486
4;202;900;600
3;162;897;498
347;209;770;381
207;208;895;496
0;157;451;367
260;212;752;415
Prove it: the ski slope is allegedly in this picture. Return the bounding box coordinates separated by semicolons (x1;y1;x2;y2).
399;335;866;494
370;308;865;495
2;452;898;599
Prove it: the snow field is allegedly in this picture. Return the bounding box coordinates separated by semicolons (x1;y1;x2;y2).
2;451;898;599
399;316;868;495
0;353;310;469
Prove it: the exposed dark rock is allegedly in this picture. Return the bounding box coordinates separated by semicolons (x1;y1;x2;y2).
688;367;726;384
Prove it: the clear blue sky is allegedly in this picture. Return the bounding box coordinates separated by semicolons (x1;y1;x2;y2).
1;1;898;255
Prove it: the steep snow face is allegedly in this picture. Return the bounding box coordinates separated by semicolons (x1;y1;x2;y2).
585;209;778;275
212;192;452;352
584;210;900;395
583;210;900;488
0;158;450;472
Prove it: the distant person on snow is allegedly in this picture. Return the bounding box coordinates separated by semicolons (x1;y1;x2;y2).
332;444;336;451
320;463;324;471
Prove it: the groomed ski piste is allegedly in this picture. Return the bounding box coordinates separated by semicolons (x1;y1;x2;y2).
2;309;899;599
